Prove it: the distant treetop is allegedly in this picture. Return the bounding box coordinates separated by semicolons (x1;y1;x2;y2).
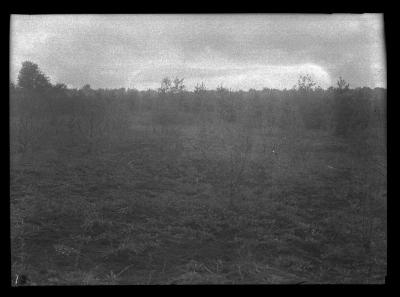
17;61;52;92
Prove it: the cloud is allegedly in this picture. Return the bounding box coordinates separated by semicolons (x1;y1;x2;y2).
10;14;386;90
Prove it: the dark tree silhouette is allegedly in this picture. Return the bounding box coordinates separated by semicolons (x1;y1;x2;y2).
17;61;51;92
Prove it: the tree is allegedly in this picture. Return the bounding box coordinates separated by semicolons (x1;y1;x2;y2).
295;74;325;130
17;61;52;92
54;83;68;91
336;76;350;92
194;82;206;95
333;77;353;137
171;77;185;94
296;74;317;92
80;84;95;97
158;77;172;94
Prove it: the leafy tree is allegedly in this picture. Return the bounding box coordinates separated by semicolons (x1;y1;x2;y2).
171;77;185;94
296;74;317;92
54;83;68;91
17;61;52;92
295;74;326;130
158;77;172;94
80;84;96;98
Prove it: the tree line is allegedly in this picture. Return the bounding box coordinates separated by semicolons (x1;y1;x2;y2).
10;61;386;153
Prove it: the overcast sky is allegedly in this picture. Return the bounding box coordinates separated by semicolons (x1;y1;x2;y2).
10;14;386;91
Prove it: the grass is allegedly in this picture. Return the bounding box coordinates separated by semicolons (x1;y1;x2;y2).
10;115;386;285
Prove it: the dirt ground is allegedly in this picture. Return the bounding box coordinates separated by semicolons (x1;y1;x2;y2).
10;119;387;285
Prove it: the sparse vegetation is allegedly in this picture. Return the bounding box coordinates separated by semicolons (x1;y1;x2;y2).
10;62;386;285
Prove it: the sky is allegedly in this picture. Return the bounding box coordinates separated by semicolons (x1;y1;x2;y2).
10;14;386;91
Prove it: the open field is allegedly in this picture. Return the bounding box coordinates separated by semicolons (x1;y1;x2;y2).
10;110;387;284
10;14;387;285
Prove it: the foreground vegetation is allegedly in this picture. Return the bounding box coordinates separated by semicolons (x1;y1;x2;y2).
10;62;386;284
